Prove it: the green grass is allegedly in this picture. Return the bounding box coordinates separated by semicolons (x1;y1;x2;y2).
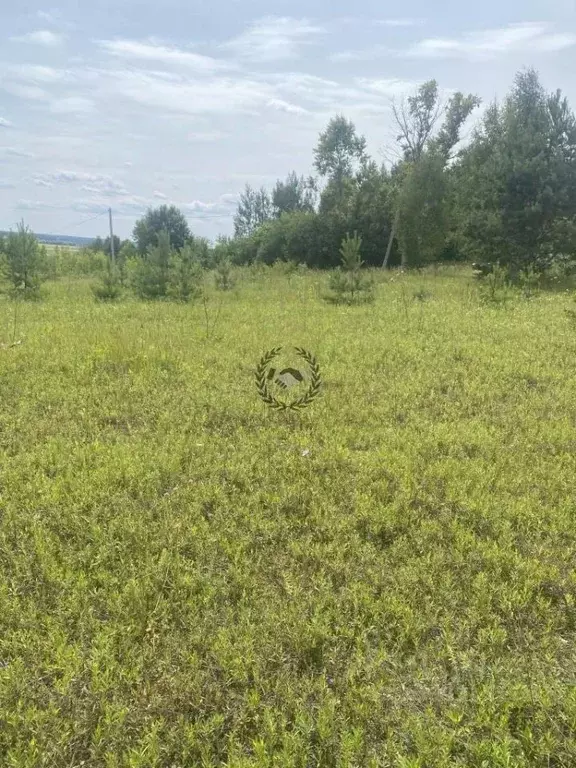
1;265;576;767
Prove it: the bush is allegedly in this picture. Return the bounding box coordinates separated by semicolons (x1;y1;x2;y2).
214;258;235;291
478;263;513;305
325;232;375;305
518;266;541;299
169;244;204;302
1;222;46;299
130;230;173;300
92;259;123;302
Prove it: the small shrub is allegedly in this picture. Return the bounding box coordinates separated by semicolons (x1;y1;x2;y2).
472;262;494;280
169;244;204;302
2;222;46;299
325;233;374;306
478;263;513;305
214;258;235;291
130;230;173;300
518;266;541;299
565;292;576;327
92;259;123;302
413;287;433;302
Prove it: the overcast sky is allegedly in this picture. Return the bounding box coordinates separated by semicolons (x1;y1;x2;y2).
1;0;575;240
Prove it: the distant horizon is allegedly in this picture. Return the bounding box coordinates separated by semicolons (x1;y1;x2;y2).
0;229;98;245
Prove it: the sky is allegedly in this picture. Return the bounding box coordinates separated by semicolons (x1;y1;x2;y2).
1;0;575;241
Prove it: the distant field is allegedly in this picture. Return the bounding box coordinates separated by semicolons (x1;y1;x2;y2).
1;266;575;767
0;232;95;248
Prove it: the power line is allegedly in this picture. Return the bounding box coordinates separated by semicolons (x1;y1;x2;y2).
66;210;108;231
4;210;109;240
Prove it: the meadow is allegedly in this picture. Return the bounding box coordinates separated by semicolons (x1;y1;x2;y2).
1;264;576;767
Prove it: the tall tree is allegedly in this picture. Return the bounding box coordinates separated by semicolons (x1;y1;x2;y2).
233;185;273;237
384;81;481;267
272;172;317;216
133;205;190;255
314;116;367;207
392;80;444;163
454;69;576;273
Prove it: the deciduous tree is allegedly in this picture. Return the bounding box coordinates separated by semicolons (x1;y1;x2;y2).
133;205;190;255
233;185;273;237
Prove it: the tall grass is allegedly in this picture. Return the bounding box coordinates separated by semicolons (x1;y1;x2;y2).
1;265;575;766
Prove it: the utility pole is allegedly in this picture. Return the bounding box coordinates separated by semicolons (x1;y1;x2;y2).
108;207;115;262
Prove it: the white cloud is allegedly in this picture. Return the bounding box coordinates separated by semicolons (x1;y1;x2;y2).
335;21;576;62
330;45;392;62
36;10;57;22
34;172;127;197
11;29;65;47
531;33;576;51
186;131;228;142
0;64;70;104
0;117;13;128
99;38;231;73
16;199;63;211
72;195;148;216
153;190;168;199
34;9;66;25
0;83;51;101
50;97;96;114
35;171;95;183
107;69;275;115
356;78;423;96
262;71;414;117
266;98;308;114
219;193;240;205
72;192;238;219
222;16;324;62
378;18;425;27
2;147;35;158
11;64;65;83
266;72;339;94
407;22;576;59
80;180;128;195
182;192;240;219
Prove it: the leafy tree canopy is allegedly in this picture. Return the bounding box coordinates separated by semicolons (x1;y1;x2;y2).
133;205;191;255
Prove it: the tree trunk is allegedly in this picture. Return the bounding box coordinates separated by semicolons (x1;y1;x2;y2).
383;210;399;268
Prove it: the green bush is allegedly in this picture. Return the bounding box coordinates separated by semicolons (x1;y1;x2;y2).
325;232;375;305
130;230;173;300
1;222;46;299
169;244;204;302
214;258;236;291
478;263;513;305
92;259;123;302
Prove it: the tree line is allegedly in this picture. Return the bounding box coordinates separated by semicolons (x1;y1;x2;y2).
103;68;574;277
226;68;576;275
2;67;574;300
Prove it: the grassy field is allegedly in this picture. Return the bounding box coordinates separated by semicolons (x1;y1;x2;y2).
1;265;576;767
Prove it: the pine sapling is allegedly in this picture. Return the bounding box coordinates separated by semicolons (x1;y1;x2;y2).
326;232;374;305
214;258;235;291
169;244;204;302
93;257;123;301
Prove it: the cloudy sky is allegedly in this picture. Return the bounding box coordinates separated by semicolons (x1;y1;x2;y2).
1;0;575;240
